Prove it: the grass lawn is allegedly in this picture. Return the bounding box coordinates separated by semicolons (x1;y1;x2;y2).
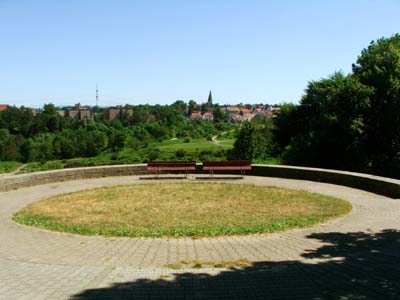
0;161;22;174
157;139;233;152
217;140;235;147
14;183;351;238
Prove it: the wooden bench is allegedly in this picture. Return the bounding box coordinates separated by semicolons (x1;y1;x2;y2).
202;160;252;178
147;161;197;178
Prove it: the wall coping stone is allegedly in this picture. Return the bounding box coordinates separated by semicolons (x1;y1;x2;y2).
0;163;399;198
251;164;400;198
252;164;400;185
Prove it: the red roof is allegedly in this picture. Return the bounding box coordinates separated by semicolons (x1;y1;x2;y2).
0;104;9;111
231;114;242;120
224;106;241;112
190;112;203;118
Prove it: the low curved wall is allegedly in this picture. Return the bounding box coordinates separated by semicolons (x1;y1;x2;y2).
0;164;399;198
250;165;400;199
0;164;147;192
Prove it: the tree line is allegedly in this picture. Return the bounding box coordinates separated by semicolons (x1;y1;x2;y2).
0;102;230;163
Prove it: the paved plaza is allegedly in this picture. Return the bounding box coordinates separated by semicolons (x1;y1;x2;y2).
0;176;399;299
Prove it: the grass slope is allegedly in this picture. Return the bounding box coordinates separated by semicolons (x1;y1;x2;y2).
17;138;235;174
0;161;22;174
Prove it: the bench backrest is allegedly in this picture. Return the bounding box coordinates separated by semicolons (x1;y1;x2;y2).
203;160;251;167
147;161;197;168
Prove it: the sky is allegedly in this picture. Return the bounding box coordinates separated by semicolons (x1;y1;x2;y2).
0;0;399;107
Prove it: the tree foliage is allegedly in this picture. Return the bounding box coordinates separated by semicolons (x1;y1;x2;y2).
353;34;400;177
273;34;400;177
231;118;276;161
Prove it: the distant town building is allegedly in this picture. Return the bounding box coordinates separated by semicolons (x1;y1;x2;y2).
189;111;214;121
218;104;282;122
66;109;79;119
202;112;214;121
106;105;133;120
80;109;91;119
0;104;9;111
242;113;254;121
265;105;281;117
65;103;92;120
252;107;266;116
190;112;203;120
30;109;38;116
241;108;252;114
223;106;241;116
231;114;243;122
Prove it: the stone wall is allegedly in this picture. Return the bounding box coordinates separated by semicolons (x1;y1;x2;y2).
0;164;147;192
1;164;399;198
250;165;400;199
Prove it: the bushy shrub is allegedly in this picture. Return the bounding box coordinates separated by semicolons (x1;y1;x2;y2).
175;149;185;158
148;149;161;161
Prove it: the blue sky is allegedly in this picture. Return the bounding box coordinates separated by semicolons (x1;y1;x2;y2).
0;0;399;107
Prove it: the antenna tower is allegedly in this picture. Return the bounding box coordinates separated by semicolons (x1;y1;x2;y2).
96;85;99;107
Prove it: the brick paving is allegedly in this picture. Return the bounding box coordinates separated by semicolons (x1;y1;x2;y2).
0;176;399;299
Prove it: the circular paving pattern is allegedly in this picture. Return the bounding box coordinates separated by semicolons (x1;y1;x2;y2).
1;175;400;300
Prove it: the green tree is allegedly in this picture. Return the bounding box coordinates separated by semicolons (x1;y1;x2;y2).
272;103;298;153
24;134;55;162
231;122;256;160
109;130;126;152
0;129;24;161
275;73;371;170
53;135;74;159
201;103;208;114
188;100;197;116
171;100;187;112
213;106;227;123
352;34;400;176
85;130;108;156
42;104;57;115
0;106;36;137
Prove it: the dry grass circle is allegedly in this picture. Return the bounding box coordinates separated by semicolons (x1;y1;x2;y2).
13;183;351;237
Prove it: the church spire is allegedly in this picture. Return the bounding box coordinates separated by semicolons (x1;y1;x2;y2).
207;90;213;106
